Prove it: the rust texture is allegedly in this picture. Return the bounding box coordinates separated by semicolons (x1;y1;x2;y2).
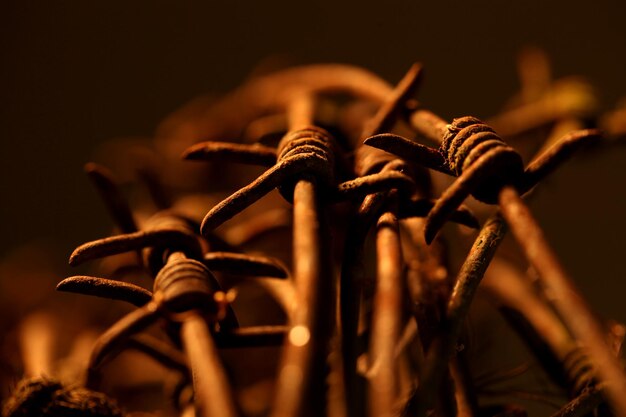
2;49;626;417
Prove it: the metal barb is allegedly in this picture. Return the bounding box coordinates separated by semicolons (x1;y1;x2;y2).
57;276;153;307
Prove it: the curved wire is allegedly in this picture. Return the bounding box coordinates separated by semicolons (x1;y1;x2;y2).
57;276;152;307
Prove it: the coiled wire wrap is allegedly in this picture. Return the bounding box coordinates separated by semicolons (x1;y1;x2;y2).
3;377;124;417
441;116;524;203
153;253;223;314
275;126;336;200
562;347;596;396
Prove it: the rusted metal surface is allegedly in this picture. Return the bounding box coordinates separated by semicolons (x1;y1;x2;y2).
368;212;404;417
3;52;625;417
405;214;508;417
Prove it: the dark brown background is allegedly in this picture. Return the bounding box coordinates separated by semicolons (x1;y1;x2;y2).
2;1;626;320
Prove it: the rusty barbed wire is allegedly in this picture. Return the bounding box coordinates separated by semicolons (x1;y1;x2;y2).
184;63;481;417
364;62;626;416
2;51;626;417
59;164;293;416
